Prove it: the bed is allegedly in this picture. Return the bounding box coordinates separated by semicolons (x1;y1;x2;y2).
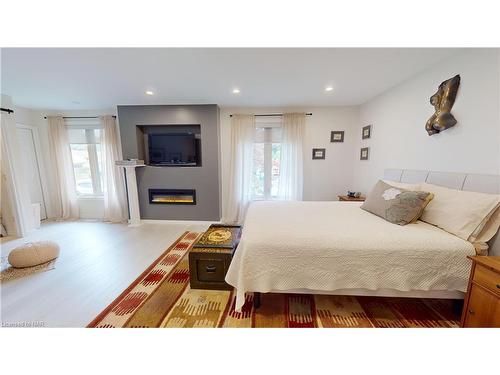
225;169;500;311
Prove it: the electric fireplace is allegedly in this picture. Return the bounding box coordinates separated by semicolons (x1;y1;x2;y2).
148;189;196;205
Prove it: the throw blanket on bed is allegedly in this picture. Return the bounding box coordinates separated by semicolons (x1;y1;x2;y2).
225;201;475;311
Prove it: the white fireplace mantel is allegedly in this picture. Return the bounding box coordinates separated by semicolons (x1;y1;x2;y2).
116;161;145;226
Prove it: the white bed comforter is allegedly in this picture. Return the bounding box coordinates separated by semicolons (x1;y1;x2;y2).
225;201;475;311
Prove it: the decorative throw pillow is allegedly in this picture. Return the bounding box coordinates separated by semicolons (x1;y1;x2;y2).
361;180;434;225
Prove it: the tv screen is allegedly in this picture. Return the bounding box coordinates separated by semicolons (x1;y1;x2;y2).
148;133;199;166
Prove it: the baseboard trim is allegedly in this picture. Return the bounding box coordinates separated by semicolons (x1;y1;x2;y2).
140;219;221;226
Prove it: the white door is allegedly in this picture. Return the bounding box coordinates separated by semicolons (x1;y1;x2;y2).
16;127;47;220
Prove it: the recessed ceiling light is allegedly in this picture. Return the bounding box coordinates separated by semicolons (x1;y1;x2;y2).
145;90;154;96
232;88;240;94
325;86;334;92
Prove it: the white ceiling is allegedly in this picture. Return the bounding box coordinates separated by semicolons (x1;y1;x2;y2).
1;48;462;110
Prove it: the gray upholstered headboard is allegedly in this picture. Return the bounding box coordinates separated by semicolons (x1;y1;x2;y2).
384;169;500;256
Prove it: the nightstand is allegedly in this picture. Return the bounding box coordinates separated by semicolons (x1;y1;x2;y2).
461;256;500;327
338;195;365;202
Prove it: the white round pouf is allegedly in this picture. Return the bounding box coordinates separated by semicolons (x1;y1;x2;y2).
8;241;60;268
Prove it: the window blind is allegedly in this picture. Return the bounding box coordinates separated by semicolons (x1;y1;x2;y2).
67;128;101;144
254;116;282;142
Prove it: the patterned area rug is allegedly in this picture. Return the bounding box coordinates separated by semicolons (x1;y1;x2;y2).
88;231;460;328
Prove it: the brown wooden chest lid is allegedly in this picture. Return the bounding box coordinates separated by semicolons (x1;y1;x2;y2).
193;224;242;249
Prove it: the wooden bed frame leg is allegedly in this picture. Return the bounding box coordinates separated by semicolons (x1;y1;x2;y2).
253;292;261;309
452;299;464;316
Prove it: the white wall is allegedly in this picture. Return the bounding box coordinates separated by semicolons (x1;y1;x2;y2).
352;49;500;193
12;107;116;220
219;106;359;215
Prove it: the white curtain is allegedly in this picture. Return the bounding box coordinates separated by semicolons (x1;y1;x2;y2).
47;116;79;219
278;113;305;200
223;114;255;224
100;116;127;223
1;95;36;235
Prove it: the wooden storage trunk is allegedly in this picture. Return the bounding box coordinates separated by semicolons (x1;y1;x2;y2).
189;224;242;290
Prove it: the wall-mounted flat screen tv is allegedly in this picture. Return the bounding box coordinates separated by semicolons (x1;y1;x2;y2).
148;133;200;166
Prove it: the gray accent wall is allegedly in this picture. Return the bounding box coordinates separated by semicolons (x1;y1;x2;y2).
117;105;221;221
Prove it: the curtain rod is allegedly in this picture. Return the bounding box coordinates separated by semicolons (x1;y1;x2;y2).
43;115;116;119
229;113;312;117
1;107;14;114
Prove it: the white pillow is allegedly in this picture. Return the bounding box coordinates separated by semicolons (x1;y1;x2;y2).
382;180;421;191
471;206;500;243
420;182;500;241
473;242;488;256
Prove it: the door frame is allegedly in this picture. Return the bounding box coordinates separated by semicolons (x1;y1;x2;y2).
1;109;33;236
16;123;51;220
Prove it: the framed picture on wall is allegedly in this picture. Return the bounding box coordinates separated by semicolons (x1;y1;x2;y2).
362;125;372;139
312;148;326;160
330;130;344;143
360;147;369;160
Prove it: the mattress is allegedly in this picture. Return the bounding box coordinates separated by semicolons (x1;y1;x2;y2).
225;201;476;311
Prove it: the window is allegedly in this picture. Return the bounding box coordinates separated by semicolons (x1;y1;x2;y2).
67;122;104;196
251;118;282;200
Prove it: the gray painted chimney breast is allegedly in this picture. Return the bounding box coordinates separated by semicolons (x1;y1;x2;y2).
117;104;221;221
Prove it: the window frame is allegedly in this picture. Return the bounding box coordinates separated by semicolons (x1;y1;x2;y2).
262;128;273;200
252;117;282;201
66;119;104;198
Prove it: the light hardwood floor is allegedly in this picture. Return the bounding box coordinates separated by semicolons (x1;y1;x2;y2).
1;220;208;327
